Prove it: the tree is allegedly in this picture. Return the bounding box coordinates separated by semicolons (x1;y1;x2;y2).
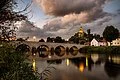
54;36;65;43
103;25;119;45
69;36;79;44
39;39;45;42
46;37;54;42
87;29;91;35
0;0;30;41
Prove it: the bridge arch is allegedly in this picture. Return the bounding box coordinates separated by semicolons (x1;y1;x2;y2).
69;46;78;56
16;44;30;54
37;45;49;57
55;45;65;57
37;45;49;52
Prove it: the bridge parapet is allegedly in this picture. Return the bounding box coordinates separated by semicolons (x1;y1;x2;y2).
12;41;86;49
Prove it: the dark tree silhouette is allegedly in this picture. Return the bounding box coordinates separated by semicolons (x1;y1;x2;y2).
54;36;65;43
46;37;54;42
87;29;91;35
0;0;30;41
103;25;119;45
39;39;45;42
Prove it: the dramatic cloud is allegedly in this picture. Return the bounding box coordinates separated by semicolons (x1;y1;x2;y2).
37;0;110;22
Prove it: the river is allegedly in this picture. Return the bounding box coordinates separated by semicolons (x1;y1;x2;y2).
32;53;120;80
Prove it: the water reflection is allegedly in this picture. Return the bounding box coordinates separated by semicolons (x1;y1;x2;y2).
66;59;70;66
105;59;120;78
47;59;62;64
70;57;94;72
91;54;99;63
34;53;120;80
32;59;36;72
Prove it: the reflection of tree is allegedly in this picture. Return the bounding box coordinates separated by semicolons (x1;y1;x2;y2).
88;56;94;71
95;59;102;65
104;60;120;78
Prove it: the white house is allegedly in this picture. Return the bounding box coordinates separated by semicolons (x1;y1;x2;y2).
112;38;120;46
90;38;107;46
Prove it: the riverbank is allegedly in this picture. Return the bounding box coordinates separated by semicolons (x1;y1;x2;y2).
79;46;120;54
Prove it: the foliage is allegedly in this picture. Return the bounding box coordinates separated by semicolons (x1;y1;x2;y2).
103;25;119;42
69;36;79;44
80;46;120;54
0;43;39;80
46;37;54;42
39;39;45;42
0;0;15;10
0;0;28;41
87;29;91;35
54;36;65;43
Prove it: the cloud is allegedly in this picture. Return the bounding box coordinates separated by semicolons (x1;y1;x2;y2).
37;0;110;22
16;20;53;40
26;0;119;39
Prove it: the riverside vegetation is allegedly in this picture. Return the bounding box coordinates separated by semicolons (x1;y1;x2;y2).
80;46;120;54
0;42;54;80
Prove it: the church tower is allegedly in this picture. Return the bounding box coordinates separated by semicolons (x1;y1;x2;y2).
78;27;84;37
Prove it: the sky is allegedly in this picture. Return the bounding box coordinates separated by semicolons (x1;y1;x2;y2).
16;0;120;41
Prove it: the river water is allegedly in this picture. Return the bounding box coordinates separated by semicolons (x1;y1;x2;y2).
32;53;120;80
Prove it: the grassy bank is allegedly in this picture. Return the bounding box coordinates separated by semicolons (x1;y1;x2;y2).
80;46;120;54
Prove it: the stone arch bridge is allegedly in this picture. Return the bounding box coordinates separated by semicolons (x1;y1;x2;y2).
11;41;86;57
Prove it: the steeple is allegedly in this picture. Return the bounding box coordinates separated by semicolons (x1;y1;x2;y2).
78;26;84;37
79;27;84;34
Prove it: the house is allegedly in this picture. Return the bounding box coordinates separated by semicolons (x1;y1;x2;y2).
90;38;107;46
112;38;120;46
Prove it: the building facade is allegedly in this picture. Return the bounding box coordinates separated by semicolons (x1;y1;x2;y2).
112;38;120;46
91;38;107;46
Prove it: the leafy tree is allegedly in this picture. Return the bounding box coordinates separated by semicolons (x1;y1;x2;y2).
46;37;54;42
54;36;65;43
69;36;79;44
0;0;29;41
39;39;45;42
103;25;119;45
93;34;101;39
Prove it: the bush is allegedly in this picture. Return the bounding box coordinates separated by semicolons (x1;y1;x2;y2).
80;46;120;54
0;43;39;80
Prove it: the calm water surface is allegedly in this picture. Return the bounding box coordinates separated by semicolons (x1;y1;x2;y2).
33;53;120;80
